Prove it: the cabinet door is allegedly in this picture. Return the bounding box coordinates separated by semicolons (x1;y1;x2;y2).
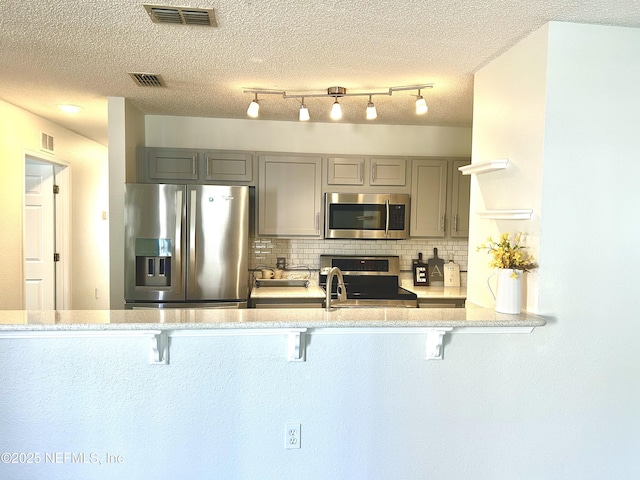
203;151;254;182
258;155;322;237
450;160;471;238
140;148;199;182
370;157;406;186
327;157;364;185
410;159;447;237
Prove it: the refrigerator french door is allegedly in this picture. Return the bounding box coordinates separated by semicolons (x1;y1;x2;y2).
124;184;249;308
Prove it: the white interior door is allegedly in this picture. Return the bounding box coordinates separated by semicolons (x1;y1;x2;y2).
25;162;56;309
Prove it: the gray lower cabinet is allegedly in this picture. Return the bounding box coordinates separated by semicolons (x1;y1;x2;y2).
251;298;323;308
418;299;466;308
258;154;322;237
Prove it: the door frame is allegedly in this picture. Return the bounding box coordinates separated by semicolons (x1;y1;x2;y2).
23;149;71;310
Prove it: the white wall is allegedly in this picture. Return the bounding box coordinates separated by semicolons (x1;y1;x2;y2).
467;24;548;312
0;99;109;309
145;116;472;157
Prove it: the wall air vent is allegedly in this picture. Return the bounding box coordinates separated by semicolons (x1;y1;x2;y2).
143;4;217;26
129;73;165;87
41;132;54;153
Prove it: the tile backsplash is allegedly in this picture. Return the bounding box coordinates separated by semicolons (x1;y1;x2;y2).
250;237;469;285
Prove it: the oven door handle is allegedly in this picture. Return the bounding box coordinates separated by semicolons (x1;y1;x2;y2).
385;199;390;237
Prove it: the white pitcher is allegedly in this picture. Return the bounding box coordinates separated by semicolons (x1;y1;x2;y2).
487;269;522;314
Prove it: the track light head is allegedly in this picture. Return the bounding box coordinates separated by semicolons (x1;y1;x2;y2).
415;89;428;115
330;99;342;120
247;93;260;118
299;98;310;121
366;95;377;120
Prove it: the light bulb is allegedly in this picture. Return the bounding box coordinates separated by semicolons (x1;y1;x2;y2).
247;97;259;118
366;100;377;120
330;99;342;120
415;96;428;115
299;100;310;121
247;100;259;118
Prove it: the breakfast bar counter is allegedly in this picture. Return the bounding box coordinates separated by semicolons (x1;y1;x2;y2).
0;306;545;362
0;305;544;331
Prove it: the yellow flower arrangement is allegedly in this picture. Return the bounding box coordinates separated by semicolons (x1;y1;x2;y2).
477;232;538;274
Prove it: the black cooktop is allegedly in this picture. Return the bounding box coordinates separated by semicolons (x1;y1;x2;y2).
319;255;417;303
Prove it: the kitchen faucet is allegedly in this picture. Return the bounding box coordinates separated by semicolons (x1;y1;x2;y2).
326;266;347;311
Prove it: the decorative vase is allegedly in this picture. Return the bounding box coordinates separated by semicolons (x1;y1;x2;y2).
487;268;522;314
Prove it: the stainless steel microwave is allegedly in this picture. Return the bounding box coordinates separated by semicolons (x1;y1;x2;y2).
324;193;410;239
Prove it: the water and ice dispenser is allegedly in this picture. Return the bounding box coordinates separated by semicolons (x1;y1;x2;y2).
135;238;172;287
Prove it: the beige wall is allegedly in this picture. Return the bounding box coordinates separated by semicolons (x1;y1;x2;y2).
0;99;109;309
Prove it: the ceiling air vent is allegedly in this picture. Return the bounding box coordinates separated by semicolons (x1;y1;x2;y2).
143;4;217;26
129;73;165;87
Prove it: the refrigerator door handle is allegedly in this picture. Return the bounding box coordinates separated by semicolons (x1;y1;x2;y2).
174;189;184;294
189;188;197;289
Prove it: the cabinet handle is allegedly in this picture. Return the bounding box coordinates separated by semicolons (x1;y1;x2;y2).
315;212;320;233
360;161;364;183
440;215;445;231
453;215;458;232
371;162;376;183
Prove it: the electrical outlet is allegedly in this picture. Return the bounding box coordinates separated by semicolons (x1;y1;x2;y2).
285;423;301;449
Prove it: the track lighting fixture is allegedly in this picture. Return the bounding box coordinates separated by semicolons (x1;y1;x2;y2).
247;93;259;118
243;84;433;121
415;89;428;115
366;95;377;120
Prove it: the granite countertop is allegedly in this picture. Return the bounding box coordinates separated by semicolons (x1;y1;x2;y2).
0;304;545;331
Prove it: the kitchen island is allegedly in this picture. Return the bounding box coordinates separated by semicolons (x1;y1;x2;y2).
0;306;544;361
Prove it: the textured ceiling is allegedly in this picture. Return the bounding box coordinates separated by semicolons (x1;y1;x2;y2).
1;1;640;146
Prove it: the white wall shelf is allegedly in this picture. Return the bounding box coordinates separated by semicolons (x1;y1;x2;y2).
458;158;509;175
477;209;533;220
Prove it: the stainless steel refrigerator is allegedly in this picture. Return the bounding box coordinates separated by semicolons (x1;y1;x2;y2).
124;184;249;308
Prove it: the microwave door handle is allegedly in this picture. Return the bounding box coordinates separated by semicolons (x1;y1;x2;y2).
385;199;390;237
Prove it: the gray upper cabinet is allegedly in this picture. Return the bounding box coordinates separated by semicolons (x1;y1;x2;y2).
410;157;471;238
258;154;322;237
324;156;407;191
203;151;254;182
410;159;448;237
449;159;471;238
138;147;199;182
137;147;255;185
370;157;406;186
327;157;365;185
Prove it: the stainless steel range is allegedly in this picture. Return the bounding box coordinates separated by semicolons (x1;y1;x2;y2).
319;255;418;308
